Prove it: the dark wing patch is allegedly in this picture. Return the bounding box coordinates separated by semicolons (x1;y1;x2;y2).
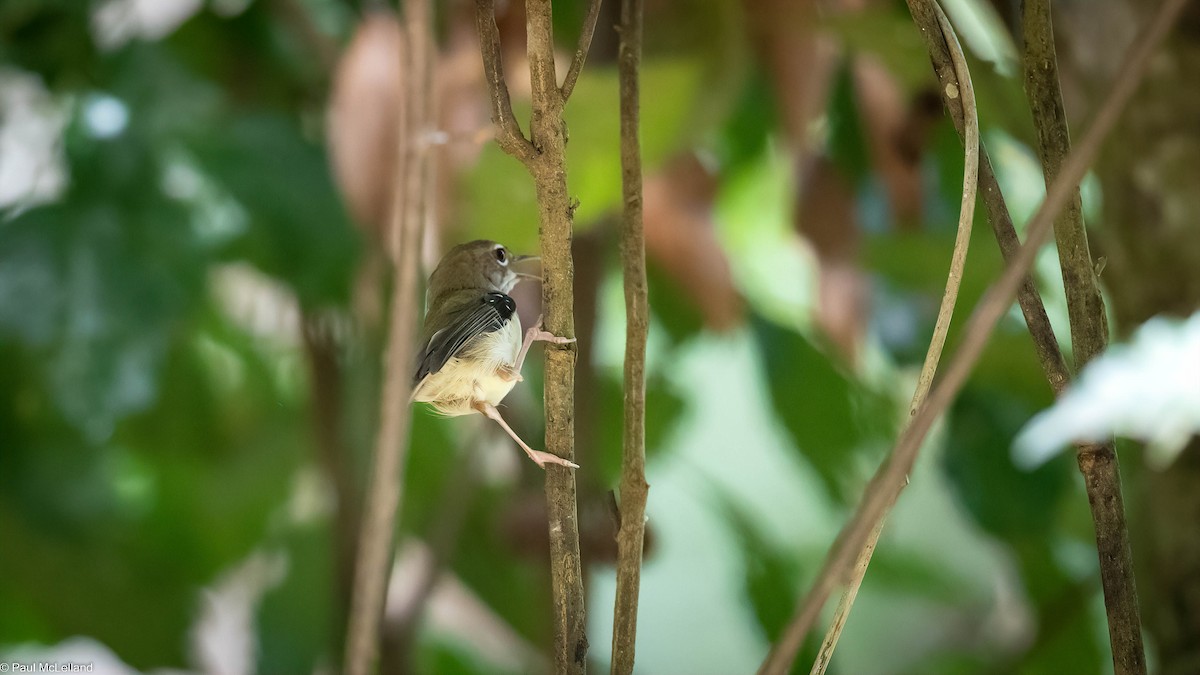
413;292;515;384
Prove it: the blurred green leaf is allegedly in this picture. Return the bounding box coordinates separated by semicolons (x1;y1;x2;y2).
709;485;828;675
258;525;333;675
415;636;524;675
942;388;1069;540
708;486;801;643
751;314;893;502
647;261;706;346
186;113;360;308
594;370;687;486
828;62;871;186
717;65;777;172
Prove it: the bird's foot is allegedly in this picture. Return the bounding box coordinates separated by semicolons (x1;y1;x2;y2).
527;449;581;470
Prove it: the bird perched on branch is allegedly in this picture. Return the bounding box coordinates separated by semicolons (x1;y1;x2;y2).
411;240;579;469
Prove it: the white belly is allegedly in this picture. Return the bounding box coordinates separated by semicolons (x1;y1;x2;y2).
412;316;522;415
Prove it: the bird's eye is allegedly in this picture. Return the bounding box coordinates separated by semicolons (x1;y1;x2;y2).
494;247;508;264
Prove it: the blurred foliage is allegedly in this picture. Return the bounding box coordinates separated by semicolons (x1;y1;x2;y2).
0;0;1151;674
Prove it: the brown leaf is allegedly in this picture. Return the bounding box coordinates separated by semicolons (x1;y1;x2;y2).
643;154;743;332
327;13;404;240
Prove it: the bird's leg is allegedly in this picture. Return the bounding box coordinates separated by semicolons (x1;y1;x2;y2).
513;314;576;372
472;401;580;470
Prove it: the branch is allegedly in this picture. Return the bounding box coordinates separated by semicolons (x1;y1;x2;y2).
475;0;589;671
560;0;603;102
809;4;979;673
610;0;647;672
342;1;433;673
759;0;1186;670
1022;0;1109;369
906;2;1071;395
474;0;538;165
1022;2;1144;671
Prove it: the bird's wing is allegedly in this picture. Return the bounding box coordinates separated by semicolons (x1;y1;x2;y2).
413;291;517;386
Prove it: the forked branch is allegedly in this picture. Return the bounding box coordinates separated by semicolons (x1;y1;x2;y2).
1022;0;1144;671
474;0;601;672
474;0;538;164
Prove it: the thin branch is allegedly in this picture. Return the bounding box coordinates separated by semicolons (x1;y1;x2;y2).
610;0;647;672
474;0;538;165
904;6;1071;395
759;0;1187;670
978;152;1071;395
342;1;434;673
474;0;590;671
560;0;603;102
1022;3;1143;671
1022;0;1109;370
809;5;979;672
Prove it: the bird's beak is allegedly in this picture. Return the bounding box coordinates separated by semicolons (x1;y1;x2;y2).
512;254;542;282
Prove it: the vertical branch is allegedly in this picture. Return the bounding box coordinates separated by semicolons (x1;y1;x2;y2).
610;0;647;672
475;1;598;671
1022;0;1109;369
759;0;1187;670
1022;2;1144;672
343;0;434;673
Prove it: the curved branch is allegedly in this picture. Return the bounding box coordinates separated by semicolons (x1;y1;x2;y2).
560;0;603;102
759;0;1187;670
809;5;979;673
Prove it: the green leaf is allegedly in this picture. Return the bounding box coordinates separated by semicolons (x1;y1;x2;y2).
941;387;1069;540
751;314;893;502
708;486;828;675
647;261;706;346
257;525;334;675
186;113;360;308
827;62;871;185
594;370;687;486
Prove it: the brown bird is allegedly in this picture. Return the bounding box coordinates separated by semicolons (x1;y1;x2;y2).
411;240;578;469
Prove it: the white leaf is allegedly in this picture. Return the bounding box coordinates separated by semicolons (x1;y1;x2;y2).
1014;312;1200;469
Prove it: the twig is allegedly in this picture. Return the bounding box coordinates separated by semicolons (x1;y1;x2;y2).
474;0;595;671
808;5;979;673
473;0;538;164
342;1;434;673
758;0;1187;670
610;0;647;672
560;0;603;102
977;152;1071;395
904;9;1071;395
1021;4;1144;669
1022;0;1109;369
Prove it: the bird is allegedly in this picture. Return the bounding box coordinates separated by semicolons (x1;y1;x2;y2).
411;239;579;469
